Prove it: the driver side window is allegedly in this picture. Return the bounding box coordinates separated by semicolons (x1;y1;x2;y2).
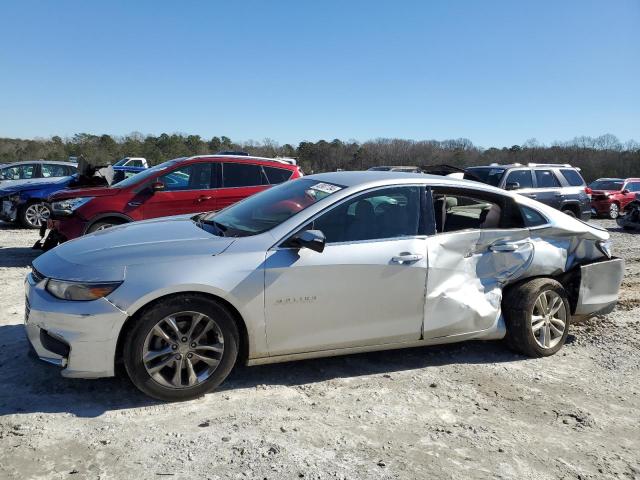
309;186;422;243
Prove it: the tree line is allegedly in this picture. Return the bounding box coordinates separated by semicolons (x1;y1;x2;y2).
1;132;638;182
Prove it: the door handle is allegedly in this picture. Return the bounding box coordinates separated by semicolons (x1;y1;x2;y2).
554;192;563;197
197;195;212;203
127;201;142;207
489;242;519;252
525;193;537;199
391;253;424;264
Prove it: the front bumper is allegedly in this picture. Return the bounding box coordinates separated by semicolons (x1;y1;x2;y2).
24;271;128;378
591;199;613;215
47;214;87;241
1;199;17;222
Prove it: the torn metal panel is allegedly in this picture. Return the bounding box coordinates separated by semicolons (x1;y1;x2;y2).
575;258;625;316
423;229;533;339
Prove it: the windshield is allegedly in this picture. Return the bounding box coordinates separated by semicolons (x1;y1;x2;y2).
112;159;180;188
199;178;344;237
113;158;129;167
464;167;505;187
589;179;624;191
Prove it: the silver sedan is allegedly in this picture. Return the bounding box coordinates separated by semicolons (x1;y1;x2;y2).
26;171;624;401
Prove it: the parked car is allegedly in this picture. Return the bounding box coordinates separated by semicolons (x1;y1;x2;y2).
589;178;640;219
0;176;75;228
113;157;148;168
44;154;302;244
26;171;623;401
0;161;77;187
617;193;640;230
368;166;422;173
464;163;591;220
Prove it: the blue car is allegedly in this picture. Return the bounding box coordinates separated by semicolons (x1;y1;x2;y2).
0;176;74;228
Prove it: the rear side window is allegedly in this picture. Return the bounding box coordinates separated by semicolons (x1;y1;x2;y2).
223;163;268;187
504;170;534;189
560;169;585;187
42;164;68;177
521;205;548;227
263;166;293;184
535;170;561;188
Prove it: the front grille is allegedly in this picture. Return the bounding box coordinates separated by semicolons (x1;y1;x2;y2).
31;266;45;283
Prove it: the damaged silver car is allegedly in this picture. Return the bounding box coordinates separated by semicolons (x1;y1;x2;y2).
25;171;624;401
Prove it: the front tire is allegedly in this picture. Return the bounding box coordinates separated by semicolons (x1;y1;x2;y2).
561;208;576;218
123;295;239;401
503;278;570;357
608;203;620;219
87;219;124;233
19;201;50;229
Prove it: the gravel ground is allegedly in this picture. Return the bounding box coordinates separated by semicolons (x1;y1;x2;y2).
0;220;638;480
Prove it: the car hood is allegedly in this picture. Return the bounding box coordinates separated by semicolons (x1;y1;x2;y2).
50;185;120;201
33;216;236;282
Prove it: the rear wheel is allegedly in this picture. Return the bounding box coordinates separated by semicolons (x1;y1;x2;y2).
123;295;239;401
19;201;50;229
608;202;620;219
503;278;570;357
561;208;576;218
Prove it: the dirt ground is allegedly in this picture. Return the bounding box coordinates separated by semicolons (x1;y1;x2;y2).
0;220;638;480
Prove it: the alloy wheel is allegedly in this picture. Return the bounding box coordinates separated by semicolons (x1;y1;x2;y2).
609;203;619;219
142;311;225;389
25;203;50;228
531;290;567;349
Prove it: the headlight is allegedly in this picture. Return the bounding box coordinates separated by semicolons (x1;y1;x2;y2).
598;240;613;258
46;279;122;301
51;197;93;215
8;193;20;203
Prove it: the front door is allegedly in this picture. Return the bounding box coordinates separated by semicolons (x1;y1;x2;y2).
141;162;217;219
424;188;533;339
264;185;428;356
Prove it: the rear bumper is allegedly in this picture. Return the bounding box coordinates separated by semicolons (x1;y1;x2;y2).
574;258;625;317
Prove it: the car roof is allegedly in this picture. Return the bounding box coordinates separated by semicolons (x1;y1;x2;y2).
182;155;297;168
468;163;578;170
304;170;505;193
1;160;76;167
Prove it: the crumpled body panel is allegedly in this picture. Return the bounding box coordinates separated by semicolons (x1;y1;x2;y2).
423;225;611;341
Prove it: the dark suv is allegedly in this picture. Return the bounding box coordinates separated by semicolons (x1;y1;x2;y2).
465;163;591;220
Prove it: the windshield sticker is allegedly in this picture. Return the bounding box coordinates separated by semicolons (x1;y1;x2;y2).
310;182;342;194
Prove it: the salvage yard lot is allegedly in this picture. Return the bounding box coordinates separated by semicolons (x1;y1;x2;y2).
0;220;639;479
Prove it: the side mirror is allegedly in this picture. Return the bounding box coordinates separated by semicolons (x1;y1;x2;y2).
505;181;520;191
287;229;326;253
621;189;630;194
151;181;165;192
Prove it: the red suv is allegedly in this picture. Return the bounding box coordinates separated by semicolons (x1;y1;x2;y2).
47;155;302;242
589;177;640;219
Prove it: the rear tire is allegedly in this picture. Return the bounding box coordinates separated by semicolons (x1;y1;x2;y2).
123;295;239;401
561;208;576;218
503;278;570;357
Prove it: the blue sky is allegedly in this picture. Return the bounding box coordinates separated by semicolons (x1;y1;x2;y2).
0;0;638;147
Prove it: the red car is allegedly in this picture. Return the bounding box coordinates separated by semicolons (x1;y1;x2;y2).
589;177;640;219
47;154;302;242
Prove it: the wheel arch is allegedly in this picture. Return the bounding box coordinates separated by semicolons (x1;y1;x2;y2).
560;201;580;216
114;290;250;374
84;213;133;234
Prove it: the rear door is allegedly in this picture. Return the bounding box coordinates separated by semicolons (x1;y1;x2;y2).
214;162;271;210
532;170;563;209
424;187;533;339
141;162;217;218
